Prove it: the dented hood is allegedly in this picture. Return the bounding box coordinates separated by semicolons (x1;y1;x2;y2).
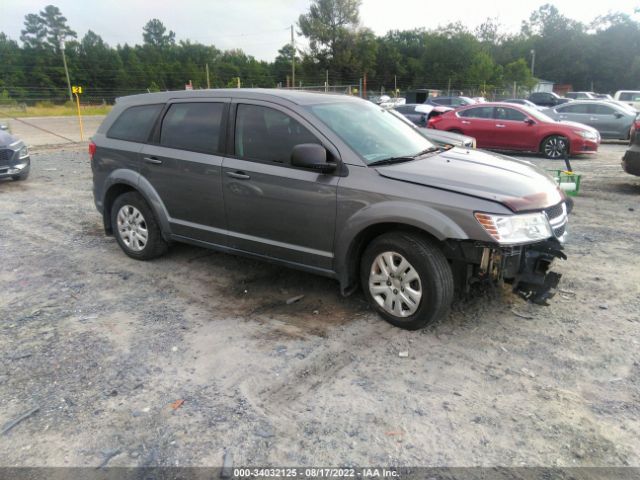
375;147;564;212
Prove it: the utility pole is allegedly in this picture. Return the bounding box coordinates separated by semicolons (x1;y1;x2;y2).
291;25;295;88
447;78;451;96
60;39;72;103
394;75;397;97
363;72;367;99
205;63;210;89
325;69;328;92
530;49;536;77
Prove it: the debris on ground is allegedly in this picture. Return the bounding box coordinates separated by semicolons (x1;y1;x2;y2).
398;351;409;358
512;309;534;320
285;294;305;305
96;449;122;469
2;406;40;435
221;450;233;478
170;399;185;410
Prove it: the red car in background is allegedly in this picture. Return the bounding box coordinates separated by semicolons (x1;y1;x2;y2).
428;102;600;159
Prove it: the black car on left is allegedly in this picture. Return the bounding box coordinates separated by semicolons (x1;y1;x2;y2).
0;124;30;181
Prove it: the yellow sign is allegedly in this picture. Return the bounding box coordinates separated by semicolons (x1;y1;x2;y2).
72;86;83;94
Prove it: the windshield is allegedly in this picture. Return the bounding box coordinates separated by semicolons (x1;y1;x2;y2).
307;100;435;164
518;105;557;123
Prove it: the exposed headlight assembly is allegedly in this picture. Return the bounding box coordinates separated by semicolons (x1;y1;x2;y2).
9;141;29;159
475;212;552;245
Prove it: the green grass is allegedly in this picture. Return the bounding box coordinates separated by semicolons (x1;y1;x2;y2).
0;103;112;118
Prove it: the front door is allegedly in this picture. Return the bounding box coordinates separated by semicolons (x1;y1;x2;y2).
492;106;537;150
222;102;339;271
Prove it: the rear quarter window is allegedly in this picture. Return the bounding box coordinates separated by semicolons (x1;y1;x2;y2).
107;104;163;143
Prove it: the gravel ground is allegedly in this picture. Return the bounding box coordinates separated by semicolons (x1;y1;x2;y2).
0;143;639;467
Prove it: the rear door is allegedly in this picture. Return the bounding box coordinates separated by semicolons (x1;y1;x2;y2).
456;106;496;147
221;101;339;271
139;99;230;245
555;103;591;126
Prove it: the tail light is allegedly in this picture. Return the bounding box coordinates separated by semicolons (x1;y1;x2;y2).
89;141;96;160
428;115;444;129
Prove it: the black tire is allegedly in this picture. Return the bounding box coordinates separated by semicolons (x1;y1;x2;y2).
360;232;454;330
541;135;569;159
12;171;29;181
448;129;463;134
111;191;168;260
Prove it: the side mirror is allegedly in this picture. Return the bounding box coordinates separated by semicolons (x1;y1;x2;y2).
524;118;535;125
0;124;8;131
614;112;624;118
291;144;337;173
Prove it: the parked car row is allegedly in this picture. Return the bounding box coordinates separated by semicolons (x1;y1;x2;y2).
427;102;600;159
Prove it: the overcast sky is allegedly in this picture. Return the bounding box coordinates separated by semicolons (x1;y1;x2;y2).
2;0;638;61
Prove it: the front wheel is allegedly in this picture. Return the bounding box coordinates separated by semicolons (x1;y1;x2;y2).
542;135;569;159
12;171;29;181
360;232;454;330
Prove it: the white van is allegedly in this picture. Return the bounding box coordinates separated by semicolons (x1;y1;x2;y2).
614;90;640;110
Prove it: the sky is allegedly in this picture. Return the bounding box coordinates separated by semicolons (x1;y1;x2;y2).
2;0;638;61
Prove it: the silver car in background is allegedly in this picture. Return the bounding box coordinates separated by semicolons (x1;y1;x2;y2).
543;100;637;140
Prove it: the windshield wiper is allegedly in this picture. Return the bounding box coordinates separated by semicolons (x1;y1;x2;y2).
368;147;440;167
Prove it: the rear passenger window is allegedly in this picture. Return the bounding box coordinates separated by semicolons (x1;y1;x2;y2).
558;104;589;114
234;104;318;163
108;104;162;143
160;102;224;154
589;104;615;115
459;107;494;119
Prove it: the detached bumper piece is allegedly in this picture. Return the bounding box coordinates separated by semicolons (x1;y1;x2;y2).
508;242;567;305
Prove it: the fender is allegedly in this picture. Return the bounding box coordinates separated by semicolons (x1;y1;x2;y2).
334;200;468;291
102;168;172;238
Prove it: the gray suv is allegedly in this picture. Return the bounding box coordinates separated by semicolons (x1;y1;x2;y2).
91;89;570;330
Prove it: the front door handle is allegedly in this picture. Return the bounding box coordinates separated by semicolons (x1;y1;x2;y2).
495;124;506;128
461;120;471;125
226;171;251;180
143;156;162;165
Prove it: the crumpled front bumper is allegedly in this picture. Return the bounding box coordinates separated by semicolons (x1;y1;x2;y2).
507;240;567;305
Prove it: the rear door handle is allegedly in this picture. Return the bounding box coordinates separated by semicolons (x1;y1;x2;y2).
143;156;162;165
226;171;251;180
461;120;471;125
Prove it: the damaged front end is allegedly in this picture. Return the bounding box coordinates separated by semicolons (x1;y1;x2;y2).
446;200;570;305
447;240;567;305
484;241;566;305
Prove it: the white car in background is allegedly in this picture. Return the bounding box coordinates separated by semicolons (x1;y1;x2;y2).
614;90;640;111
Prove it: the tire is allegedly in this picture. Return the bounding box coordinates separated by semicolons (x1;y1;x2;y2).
360;232;454;330
448;129;463;134
111;191;168;260
541;135;569;159
12;171;29;181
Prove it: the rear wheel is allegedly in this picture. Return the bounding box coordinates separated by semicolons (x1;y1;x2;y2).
360;232;454;330
111;191;168;260
448;129;463;134
542;135;569;159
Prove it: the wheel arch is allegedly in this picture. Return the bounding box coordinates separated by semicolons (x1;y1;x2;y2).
335;205;467;295
539;132;571;154
102;170;171;238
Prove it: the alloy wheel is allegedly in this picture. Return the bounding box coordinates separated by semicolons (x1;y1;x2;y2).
116;205;149;252
368;251;423;318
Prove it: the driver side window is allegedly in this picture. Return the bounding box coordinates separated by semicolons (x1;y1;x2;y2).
234;104;319;164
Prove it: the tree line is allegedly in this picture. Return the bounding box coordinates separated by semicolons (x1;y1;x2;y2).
1;1;640;104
